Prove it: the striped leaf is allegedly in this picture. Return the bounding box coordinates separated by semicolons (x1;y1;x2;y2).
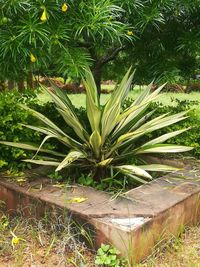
56;151;85;172
141;128;190;147
116;165;152;179
23;159;60;166
138;164;179;172
136;144;193;154
0;141;65;157
101;100;121;143
83;71;101;132
89;130;102;158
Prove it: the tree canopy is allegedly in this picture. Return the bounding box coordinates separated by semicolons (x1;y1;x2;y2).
0;0;199;89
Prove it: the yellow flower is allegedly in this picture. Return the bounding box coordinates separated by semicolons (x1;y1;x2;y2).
62;3;68;12
12;236;20;246
30;53;37;63
10;231;26;248
127;30;134;36
40;9;47;22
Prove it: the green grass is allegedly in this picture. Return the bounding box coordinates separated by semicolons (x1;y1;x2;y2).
37;87;200;116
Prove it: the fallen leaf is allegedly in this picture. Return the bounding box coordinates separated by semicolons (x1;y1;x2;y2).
16;178;26;183
67;197;87;204
52;184;65;188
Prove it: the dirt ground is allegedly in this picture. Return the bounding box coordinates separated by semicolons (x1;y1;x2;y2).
0;209;200;267
140;225;200;267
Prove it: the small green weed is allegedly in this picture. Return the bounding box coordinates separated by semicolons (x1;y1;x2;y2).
95;244;127;267
48;171;64;181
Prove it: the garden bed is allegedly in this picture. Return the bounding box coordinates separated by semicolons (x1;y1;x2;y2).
0;158;200;264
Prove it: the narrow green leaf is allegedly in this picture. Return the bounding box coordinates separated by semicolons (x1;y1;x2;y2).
23;159;60;166
20;124;82;149
89;130;102;158
97;158;113;166
141;128;190;147
0;141;65;157
83;70;101;132
41;84;89;142
56;151;85;171
136;144;193;154
19;104;66;136
57;108;89;142
115;165;152;179
138;164;179;172
103;67;134;114
101;101;121;143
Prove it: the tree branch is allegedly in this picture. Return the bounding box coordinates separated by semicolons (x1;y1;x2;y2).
100;46;124;66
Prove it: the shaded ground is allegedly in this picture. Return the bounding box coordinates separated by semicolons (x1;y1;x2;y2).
0;208;200;267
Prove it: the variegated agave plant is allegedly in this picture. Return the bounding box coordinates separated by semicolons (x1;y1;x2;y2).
0;68;192;183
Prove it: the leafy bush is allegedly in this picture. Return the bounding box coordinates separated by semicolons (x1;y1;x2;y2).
0;69;192;184
0;89;87;171
0;90;64;170
146;99;200;158
186;82;200;93
123;97;200;158
0;89;41;170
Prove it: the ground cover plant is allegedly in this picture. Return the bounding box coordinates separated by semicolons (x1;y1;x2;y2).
0;68;192;185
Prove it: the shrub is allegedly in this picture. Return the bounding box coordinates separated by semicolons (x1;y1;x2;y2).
0;89;41;170
150;84;185;93
123;98;200;158
163;84;185;93
145;99;200;158
186;82;200;93
0;68;192;184
0;89;87;171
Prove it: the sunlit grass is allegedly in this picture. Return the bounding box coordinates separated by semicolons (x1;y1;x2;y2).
37;86;200;116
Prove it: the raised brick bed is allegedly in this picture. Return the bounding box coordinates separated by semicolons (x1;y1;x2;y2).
0;160;200;264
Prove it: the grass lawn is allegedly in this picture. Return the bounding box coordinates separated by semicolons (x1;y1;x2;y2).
37;88;200;116
0;208;199;267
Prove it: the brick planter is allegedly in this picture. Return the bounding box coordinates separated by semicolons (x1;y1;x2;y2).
0;160;200;264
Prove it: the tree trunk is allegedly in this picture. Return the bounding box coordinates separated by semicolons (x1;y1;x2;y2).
18;81;25;91
90;47;124;96
27;71;33;89
8;80;15;90
0;80;6;91
92;66;102;96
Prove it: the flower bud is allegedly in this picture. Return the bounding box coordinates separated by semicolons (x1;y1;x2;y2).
30;54;37;63
62;3;68;12
40;9;47;22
